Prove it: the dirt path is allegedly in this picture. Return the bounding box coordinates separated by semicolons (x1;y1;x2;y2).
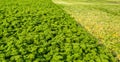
52;0;120;5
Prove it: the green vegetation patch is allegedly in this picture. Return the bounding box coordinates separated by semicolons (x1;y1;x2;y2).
0;0;117;62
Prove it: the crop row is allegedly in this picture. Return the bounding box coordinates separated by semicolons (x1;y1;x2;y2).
0;0;117;62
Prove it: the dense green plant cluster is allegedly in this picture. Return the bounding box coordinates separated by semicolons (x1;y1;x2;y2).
0;0;116;62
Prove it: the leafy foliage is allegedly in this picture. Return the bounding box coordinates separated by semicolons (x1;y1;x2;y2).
0;0;117;62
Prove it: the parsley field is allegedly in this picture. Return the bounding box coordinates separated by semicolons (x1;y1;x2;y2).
0;0;118;62
52;0;120;60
